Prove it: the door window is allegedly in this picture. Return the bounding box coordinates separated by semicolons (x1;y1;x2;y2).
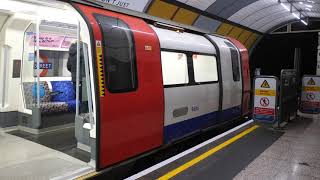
192;54;218;83
161;51;188;86
94;14;137;93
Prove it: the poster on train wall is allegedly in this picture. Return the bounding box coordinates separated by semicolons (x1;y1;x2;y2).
26;32;76;49
253;76;278;123
300;76;320;114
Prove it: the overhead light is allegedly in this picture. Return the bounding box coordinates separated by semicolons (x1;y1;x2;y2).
305;4;313;8
280;3;290;11
301;20;308;25
306;0;315;3
278;1;308;26
292;13;300;19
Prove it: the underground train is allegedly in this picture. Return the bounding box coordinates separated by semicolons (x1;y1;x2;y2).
74;1;251;169
0;0;250;171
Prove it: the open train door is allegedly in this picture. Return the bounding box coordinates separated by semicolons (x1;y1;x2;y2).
73;3;164;169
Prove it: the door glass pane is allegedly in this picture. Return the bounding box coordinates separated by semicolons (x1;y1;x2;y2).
193;54;218;83
94;14;137;93
161;51;188;85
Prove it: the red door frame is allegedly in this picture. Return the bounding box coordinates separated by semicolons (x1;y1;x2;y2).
227;38;251;116
73;3;164;169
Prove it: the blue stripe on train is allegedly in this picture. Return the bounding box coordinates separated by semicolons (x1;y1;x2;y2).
164;106;241;143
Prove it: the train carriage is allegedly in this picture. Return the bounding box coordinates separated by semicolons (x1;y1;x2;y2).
0;0;250;175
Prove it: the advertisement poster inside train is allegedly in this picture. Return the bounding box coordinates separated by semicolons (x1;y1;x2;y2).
300;76;320;114
253;77;277;123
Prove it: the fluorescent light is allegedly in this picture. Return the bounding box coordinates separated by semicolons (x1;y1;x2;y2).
281;3;290;11
305;4;313;8
301;20;308;25
299;2;303;4
292;13;300;19
306;7;311;11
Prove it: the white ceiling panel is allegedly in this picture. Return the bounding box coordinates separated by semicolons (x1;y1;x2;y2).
239;5;284;27
251;10;296;30
176;0;217;11
228;0;277;23
259;15;295;32
226;0;319;32
306;12;320;17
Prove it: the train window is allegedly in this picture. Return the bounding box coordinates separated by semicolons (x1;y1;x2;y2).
225;42;240;82
161;51;188;86
94;14;137;93
192;54;218;83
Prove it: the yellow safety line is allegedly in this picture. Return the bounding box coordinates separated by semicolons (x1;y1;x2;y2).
76;171;99;180
157;125;260;180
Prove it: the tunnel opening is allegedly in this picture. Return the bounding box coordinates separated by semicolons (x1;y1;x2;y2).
250;32;318;78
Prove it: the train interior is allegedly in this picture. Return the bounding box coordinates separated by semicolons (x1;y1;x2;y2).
0;0;97;178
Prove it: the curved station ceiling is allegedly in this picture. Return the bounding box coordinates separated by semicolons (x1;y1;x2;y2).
96;0;319;50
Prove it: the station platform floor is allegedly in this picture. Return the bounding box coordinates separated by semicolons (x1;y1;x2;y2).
0;131;93;180
125;116;320;180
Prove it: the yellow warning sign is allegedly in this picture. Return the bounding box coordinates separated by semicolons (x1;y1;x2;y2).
260;80;270;88
307;78;316;85
303;86;320;92
255;89;276;96
96;40;105;97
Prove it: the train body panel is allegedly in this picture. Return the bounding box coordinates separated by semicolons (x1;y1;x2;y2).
206;35;243;121
151;25;216;54
151;26;221;142
163;84;220;142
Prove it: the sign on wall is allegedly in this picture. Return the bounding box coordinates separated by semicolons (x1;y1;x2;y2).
300;76;320;114
96;0;150;12
253;76;278;123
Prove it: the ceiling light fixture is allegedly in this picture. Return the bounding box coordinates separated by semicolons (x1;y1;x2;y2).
305;4;313;8
279;0;308;26
301;20;308;25
280;3;290;11
292;13;300;19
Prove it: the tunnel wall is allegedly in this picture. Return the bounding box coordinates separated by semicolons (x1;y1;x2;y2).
250;33;317;78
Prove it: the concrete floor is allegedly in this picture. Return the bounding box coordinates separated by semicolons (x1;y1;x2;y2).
127;116;320;180
0;132;93;180
234;117;320;180
9;128;90;162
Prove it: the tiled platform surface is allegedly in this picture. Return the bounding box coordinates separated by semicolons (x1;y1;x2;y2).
234;117;320;180
0;132;93;180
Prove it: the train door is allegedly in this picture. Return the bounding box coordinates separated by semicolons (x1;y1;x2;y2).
227;38;251;116
207;35;243;121
74;3;164;169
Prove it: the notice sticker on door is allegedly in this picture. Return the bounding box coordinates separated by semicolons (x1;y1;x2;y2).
253;77;278;123
300;76;320;114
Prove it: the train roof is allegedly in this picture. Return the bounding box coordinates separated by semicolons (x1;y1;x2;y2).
68;0;211;35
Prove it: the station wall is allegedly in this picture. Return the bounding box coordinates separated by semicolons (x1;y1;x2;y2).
250;33;318;78
94;0;261;51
